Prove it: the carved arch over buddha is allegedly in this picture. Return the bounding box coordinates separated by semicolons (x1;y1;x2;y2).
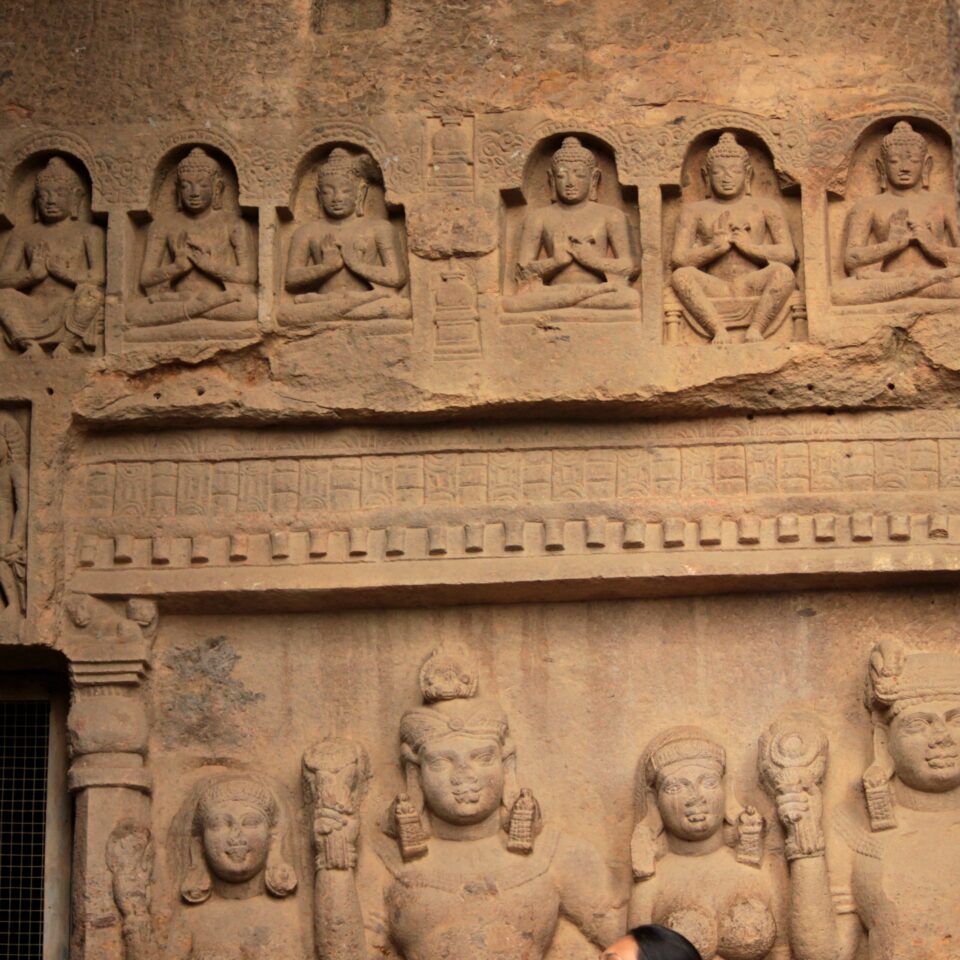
825;114;959;308
276;141;411;333
124;142;259;346
662;127;805;345
0;149;106;357
499;131;641;323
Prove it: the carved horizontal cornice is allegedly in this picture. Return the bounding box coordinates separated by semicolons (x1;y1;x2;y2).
64;409;960;604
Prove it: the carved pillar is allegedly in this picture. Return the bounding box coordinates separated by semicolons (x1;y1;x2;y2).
63;597;157;960
951;0;960;216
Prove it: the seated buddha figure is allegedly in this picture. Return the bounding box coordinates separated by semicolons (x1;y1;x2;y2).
630;727;789;960
0;157;104;357
671;133;797;343
834;121;960;304
166;774;304;960
502;136;640;315
281;147;410;326
128;148;257;329
303;646;625;960
772;639;960;960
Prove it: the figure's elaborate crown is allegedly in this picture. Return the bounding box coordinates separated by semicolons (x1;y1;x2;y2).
551;136;596;167
865;637;960;717
419;644;478;702
881;121;928;156
195;776;277;826
642;725;726;787
707;132;749;164
177;148;221;177
36;157;81;188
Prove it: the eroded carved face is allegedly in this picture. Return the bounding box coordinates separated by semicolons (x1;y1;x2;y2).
36;183;78;223
319;172;360;219
201;799;271;883
419;734;504;825
656;757;725;841
888;699;960;792
707;156;748;199
551;160;594;205
177;172;216;215
881;144;927;191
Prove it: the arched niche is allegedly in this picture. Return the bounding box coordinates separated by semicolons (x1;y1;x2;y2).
499;132;640;300
827;116;956;305
661;129;804;345
275;143;411;331
0;152;106;357
124;143;259;344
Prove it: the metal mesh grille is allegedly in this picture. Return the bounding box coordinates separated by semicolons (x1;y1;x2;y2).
0;701;51;960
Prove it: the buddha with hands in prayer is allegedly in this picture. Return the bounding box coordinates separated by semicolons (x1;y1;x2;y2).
281;147;410;325
671;132;797;343
128;148;258;329
834;121;960;304
503;136;640;315
0;157;104;356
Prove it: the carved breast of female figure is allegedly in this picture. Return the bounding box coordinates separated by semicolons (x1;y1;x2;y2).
648;848;786;960
378;829;563;960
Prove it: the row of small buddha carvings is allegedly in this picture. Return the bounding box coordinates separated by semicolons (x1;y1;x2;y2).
1;121;957;354
99;636;960;960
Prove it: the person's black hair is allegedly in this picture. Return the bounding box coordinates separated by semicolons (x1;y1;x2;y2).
629;924;702;960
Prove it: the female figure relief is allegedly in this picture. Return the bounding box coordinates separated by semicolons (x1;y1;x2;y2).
630;728;789;960
166;775;304;960
303;646;625;960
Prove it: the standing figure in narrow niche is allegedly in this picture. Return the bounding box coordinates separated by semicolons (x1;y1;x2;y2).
770;639;960;959
0;157;104;357
281;147;410;326
502;136;640;315
166;774;304;960
671;133;797;343
303;646;625;960
0;415;26;618
630;727;789;960
835;121;960;304
128;148;258;329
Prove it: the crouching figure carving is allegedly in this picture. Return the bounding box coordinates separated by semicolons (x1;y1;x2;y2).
302;646;625;960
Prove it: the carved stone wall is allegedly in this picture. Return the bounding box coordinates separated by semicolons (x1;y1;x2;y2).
2;1;960;959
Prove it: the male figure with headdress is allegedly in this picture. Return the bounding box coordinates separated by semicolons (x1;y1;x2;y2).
772;638;960;959
281;147;410;327
302;645;625;960
502;135;640;316
0;414;26;618
128;147;258;330
671;132;797;343
0;157;104;357
835;121;960;305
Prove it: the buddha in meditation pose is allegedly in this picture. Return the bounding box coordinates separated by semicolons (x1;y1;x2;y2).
502;136;639;315
0;157;104;356
772;638;960;960
630;727;789;960
128;148;257;329
166;774;304;960
303;646;625;960
671;132;797;342
281;147;410;325
834;121;960;304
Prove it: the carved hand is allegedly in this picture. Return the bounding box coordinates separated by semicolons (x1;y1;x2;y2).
171;233;193;275
105;824;154;919
321;235;344;270
773;783;825;860
710;211;733;252
29;243;49;281
186;242;222;279
888;208;912;249
45;253;73;284
313;807;361;870
569;235;602;269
